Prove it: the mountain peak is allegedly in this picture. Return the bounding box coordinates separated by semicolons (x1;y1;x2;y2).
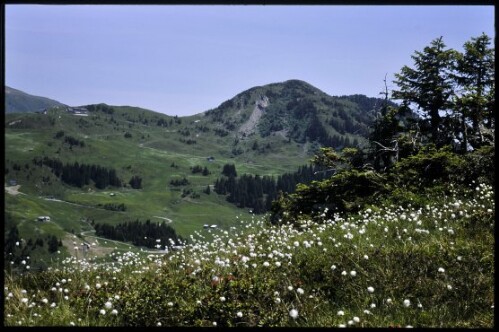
202;79;389;149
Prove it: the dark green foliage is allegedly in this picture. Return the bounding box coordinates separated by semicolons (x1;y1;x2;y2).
221;164;237;177
179;128;190;136
391;145;467;188
204;79;385;148
368;104;418;171
53;130;65;139
93;219;182;249
47;235;61;253
452;33;495;148
192;165;210;176
181;188;200;199
392;34;495;151
4;223;20;257
214;128;229;137
170;177;189;186
32;157;122;189
271;169;389;224
393;37;456;144
97;203;127;211
86;103;115;115
156;118;169;127
460;145;495;185
64;135;85;148
129;175;143;189
215;164;334;214
271;142;494;225
191;165;204;174
4;221;62;273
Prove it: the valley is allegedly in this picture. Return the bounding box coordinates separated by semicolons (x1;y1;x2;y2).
5;80;386;269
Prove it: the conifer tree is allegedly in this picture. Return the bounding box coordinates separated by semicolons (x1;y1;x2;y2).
452;33;495;150
393;37;456;145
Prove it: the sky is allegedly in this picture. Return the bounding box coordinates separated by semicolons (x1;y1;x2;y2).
5;5;495;116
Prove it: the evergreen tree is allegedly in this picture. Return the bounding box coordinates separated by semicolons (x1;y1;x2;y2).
222;164;237;177
452;33;495;150
129;175;143;189
393;37;456;145
47;235;59;253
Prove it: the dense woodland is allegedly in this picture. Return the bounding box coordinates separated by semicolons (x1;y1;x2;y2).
93;219;183;249
32;156;122;189
214;164;334;214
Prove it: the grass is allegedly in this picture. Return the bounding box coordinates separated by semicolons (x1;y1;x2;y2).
5;106;311;271
4;182;494;327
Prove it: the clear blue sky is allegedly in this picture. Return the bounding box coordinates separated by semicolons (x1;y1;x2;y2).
5;5;494;116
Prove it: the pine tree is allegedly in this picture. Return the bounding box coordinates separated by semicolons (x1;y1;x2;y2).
452;33;495;149
393;37;456;145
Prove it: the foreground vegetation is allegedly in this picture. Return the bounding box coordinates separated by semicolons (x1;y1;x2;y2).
4;179;494;327
4;33;494;327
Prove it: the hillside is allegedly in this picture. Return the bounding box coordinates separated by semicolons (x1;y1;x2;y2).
5;86;67;113
3;81;495;328
4;180;494;327
203;79;398;149
4;80;395;271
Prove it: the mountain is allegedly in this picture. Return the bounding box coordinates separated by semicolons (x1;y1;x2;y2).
203;79;396;149
5;79;396;271
5;86;66;113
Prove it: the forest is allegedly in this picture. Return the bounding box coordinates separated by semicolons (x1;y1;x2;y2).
214;164;334;214
32;156;122;189
93;219;183;249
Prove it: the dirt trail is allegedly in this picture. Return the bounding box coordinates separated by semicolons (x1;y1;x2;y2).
153;216;173;223
5;185;26;196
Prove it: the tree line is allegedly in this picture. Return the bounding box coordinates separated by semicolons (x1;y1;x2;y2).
214;164;334;214
93;219;183;249
32;157;122;189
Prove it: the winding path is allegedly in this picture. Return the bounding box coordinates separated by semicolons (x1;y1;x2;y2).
80;230;170;254
153;216;173;223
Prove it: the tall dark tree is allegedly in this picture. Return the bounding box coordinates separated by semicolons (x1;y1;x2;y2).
369;76;419;170
393;37;456;145
129;175;143;189
222;164;237;177
452;33;495;150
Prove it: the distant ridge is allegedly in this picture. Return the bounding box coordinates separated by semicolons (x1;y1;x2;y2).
5;86;66;113
202;79;397;148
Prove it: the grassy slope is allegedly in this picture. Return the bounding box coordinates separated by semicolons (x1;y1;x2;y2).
3;182;494;327
4;106;312;266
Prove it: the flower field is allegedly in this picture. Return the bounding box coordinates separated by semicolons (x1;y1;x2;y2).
3;182;494;327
